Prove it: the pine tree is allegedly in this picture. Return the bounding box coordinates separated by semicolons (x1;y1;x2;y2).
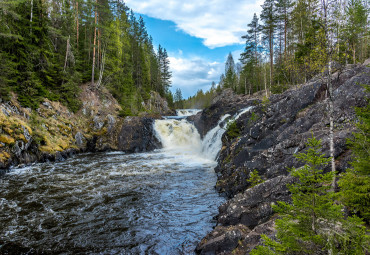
174;88;184;109
240;13;261;95
260;0;277;90
224;53;237;90
344;0;368;64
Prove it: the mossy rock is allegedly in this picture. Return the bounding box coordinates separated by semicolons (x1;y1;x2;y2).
0;151;11;163
0;134;15;145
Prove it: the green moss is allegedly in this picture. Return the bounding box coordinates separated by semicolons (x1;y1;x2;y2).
0;151;11;163
0;134;15;145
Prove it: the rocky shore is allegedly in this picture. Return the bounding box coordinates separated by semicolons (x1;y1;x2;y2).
0;85;170;171
195;60;369;254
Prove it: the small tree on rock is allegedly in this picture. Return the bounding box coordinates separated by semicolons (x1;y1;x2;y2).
252;136;368;255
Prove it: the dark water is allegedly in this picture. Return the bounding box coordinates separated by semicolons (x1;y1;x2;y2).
0;150;224;254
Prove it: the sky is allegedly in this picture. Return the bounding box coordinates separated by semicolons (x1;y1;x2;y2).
125;0;263;98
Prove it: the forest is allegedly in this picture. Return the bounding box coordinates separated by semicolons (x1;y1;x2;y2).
183;0;369;108
0;0;173;116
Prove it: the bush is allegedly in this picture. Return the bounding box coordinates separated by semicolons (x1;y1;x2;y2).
247;169;263;187
226;121;240;139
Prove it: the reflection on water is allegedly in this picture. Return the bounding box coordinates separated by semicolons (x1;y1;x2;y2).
0;150;224;254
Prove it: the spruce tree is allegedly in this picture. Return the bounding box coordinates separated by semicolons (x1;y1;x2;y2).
252;136;368;255
339;85;370;224
240;13;261;94
224;53;237;90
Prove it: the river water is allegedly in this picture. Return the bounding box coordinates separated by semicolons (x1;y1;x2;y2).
0;108;252;254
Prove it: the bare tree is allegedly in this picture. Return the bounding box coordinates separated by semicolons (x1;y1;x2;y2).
91;0;98;87
320;0;336;190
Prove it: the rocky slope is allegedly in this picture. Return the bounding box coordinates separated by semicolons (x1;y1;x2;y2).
0;85;169;171
195;60;370;254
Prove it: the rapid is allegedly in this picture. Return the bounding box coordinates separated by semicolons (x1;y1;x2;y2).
0;107;252;254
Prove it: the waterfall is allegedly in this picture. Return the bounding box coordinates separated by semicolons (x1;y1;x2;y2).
176;109;202;117
154;106;253;161
201;114;231;159
201;106;253;160
154;119;202;153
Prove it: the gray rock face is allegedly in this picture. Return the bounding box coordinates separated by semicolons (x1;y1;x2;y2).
196;176;292;255
196;224;251;255
93;116;104;130
189;89;258;138
118;117;161;153
196;63;369;255
107;115;116;133
75;132;85;147
218;175;294;228
216;64;369;198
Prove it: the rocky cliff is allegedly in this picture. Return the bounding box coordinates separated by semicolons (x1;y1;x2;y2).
196;61;370;254
0;85;168;171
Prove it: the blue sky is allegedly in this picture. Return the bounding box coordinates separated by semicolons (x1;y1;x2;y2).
126;0;263;98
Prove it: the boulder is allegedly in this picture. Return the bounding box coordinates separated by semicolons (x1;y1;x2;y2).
196;224;251;255
218;175;294;228
118;117;161;153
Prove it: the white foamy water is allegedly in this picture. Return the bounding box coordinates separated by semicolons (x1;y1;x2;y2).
201;114;231;159
176;109;202;117
154;106;253;161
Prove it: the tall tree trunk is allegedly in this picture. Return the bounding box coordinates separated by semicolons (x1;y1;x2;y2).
30;0;33;33
322;0;336;190
97;47;106;88
64;36;70;72
97;11;100;69
264;62;267;95
76;1;79;46
269;31;273;91
284;15;287;63
328;59;336;189
92;0;98;87
353;43;356;64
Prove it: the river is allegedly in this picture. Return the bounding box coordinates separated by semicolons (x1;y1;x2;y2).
0;108;251;254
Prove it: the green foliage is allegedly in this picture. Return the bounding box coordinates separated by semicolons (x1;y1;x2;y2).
262;96;270;112
339;84;370;223
252;136;369;255
247;169;264;187
250;112;259;122
0;0;171;114
234;0;369;97
226;121;241;139
183;84;217;109
222;53;237;90
173;88;184;109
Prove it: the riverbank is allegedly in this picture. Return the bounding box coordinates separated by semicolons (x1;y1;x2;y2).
195;60;369;254
0;84;172;171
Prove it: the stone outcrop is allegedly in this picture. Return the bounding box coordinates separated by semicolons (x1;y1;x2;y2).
0;85;163;171
189;89;259;138
196;61;369;254
118;117;160;152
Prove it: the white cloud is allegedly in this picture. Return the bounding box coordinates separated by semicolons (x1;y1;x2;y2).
125;0;263;48
168;56;223;97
